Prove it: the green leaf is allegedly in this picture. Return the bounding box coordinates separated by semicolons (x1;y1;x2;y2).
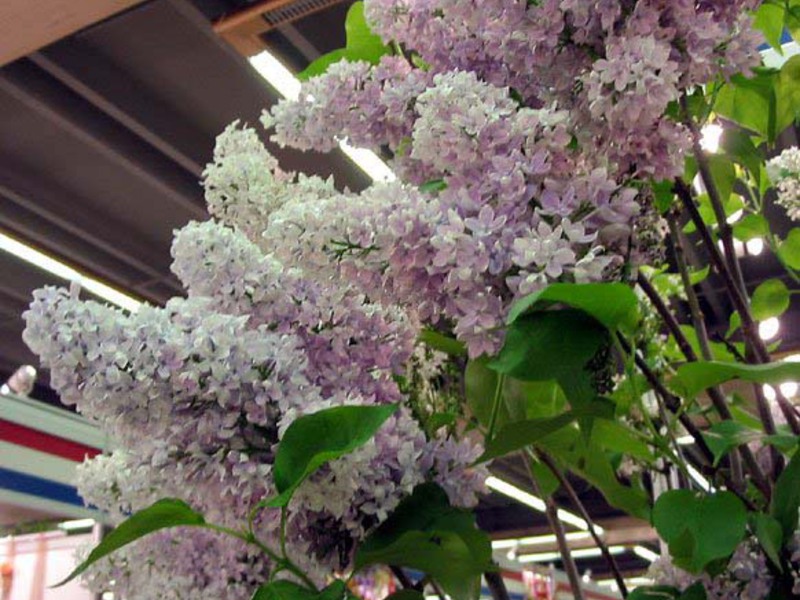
720;128;764;179
653;490;747;573
419;328;466;357
252;580;347;600
778;228;800;270
419;179;447;194
678;582;708;600
732;214;769;242
670;361;800;399
772;445;800;538
715;71;778;141
751;279;790;321
54;499;206;586
478;400;615;462
726;311;742;338
689;266;711;286
702;421;762;467
627;586;680;600
298;2;389;80
592;420;654;461
652;180;676;214
754;3;787;51
707;155;737;205
355;483;492;600
776;56;800;135
753;513;784;571
465;357;510;429
490;309;608;405
507;282;639;332
268;404;397;507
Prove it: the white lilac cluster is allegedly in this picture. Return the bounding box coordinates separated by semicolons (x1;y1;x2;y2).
23;126;489;597
649;538;774;600
767;146;800;221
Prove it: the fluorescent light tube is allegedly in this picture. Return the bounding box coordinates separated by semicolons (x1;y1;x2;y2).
0;231;142;312
518;545;626;563
58;518;95;532
633;545;659;562
492;531;592;549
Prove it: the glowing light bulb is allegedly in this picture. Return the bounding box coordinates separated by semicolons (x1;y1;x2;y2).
746;238;764;256
759;317;780;341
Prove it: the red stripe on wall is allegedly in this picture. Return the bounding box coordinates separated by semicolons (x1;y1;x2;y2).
0;420;100;462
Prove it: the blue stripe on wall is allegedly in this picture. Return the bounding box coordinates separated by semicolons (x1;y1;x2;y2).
0;466;84;506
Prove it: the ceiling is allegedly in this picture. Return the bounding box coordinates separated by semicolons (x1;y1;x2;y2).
0;0;796;585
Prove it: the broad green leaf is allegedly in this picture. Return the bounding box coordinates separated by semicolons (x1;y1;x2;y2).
419;328;466;357
778;228;800;270
751;279;790;320
268;404;397;507
478;400;614;462
653;490;747;573
355;483;492;600
776;56;800;135
754;3;787;51
298;2;389;80
707;155;736;206
426;412;456;433
670;361;800;399
592;420;653;461
627;586;680;600
507;282;639;332
545;435;651;520
678;583;708;600
714;71;777;141
726;311;741;338
490;309;608;405
465;357;511;428
772;445;800;537
252;580;347;600
55;499;206;586
732;214;769;242
529;459;561;497
652;180;676;214
753;513;783;571
702;421;762;467
720;128;764;178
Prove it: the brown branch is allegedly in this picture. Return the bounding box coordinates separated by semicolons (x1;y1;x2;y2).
484;571;511;600
537;452;628;598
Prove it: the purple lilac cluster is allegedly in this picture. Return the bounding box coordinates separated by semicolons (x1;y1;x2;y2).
649;538;774;600
265;1;761;356
23;140;488;596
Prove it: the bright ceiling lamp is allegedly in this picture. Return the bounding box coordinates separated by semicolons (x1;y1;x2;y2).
0;231;141;312
249;50;395;183
491;531;592;550
485;476;602;533
759;317;780;341
518;545;626;563
58;518;95;532
700;123;723;153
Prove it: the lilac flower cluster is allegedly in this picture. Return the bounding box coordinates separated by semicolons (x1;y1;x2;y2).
650;538;774;600
265;1;761;355
767;146;800;221
24;164;487;596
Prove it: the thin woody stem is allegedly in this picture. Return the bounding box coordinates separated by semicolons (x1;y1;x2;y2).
536;451;628;598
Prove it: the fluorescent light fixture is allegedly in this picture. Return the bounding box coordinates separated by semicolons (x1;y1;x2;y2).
687;463;712;492
0;231;142;312
598;576;653;589
779;354;800;399
492;531;592;550
759;317;780;341
518;545;626;563
486;476;547;512
676;435;695;445
700;123;723;153
485;477;597;533
746;238;764;256
633;545;659;562
58;518;95;532
248;50;395;183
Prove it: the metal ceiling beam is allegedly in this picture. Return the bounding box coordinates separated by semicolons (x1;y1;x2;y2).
29;44;207;177
0;0;146;66
0;62;207;220
0;169;183;296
